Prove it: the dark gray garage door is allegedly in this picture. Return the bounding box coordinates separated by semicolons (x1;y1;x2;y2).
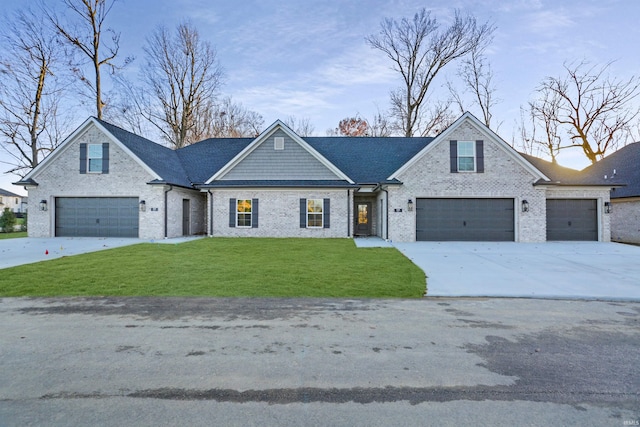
55;197;139;237
546;199;597;241
416;198;514;241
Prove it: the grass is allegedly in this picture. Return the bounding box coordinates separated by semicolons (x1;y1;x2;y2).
0;238;425;298
0;232;27;240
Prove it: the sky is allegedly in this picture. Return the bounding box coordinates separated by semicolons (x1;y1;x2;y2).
1;0;639;195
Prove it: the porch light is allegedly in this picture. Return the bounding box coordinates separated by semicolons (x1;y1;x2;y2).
521;199;529;213
604;201;612;214
139;200;146;212
39;200;47;211
407;199;414;211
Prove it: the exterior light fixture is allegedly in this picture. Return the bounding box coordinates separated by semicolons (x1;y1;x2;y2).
39;200;47;211
139;200;146;212
604;201;612;214
407;199;414;211
521;199;529;213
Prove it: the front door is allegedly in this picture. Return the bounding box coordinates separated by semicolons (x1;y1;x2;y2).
182;199;190;236
356;202;371;236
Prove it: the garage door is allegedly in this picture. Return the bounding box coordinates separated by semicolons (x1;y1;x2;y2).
416;198;514;241
546;199;597;241
55;197;139;237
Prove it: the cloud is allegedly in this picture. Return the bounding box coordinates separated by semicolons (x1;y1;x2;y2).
526;9;575;35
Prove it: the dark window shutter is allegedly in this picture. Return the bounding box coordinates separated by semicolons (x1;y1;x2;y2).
323;198;330;229
300;198;306;228
476;140;484;173
449;140;458;173
102;143;109;174
251;199;259;228
229;198;236;227
79;143;87;174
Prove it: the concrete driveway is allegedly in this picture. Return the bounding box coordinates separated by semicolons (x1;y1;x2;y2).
393;242;640;300
0;237;202;269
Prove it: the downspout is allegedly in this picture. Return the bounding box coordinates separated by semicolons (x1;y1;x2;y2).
208;189;213;237
347;189;351;237
164;185;173;238
381;187;389;240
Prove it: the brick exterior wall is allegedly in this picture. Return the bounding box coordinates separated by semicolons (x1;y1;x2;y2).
390;120;548;242
209;188;352;238
610;198;639;243
26;122;202;240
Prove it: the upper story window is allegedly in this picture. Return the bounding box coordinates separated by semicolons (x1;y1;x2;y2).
88;144;103;172
450;140;484;173
80;143;109;174
457;141;475;172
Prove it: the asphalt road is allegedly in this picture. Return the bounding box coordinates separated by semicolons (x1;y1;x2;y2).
0;297;638;426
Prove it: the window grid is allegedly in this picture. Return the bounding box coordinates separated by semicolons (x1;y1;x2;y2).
457;141;475;172
236;199;252;227
87;144;103;173
307;199;323;228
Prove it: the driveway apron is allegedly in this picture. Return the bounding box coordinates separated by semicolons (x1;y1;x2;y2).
393;242;640;300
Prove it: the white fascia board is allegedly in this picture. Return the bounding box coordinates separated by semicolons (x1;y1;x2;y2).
25;117;162;182
388;112;550;182
205;120;354;184
91;119;162;180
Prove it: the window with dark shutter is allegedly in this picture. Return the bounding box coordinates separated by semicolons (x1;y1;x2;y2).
449;140;458;173
300;198;307;228
323;198;330;229
476;140;484;173
229;198;236;227
251;199;259;228
102;143;109;174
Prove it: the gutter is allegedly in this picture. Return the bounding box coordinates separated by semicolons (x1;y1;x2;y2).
381;186;389;240
208;189;213;236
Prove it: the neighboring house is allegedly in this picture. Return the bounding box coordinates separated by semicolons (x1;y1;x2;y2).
15;112;616;242
0;188;25;214
580;142;640;244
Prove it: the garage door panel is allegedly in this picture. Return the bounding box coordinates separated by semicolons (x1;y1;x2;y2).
417;198;514;241
546;199;597;241
55;197;139;237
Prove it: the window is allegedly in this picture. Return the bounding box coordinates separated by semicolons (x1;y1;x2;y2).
15;198;19;204
236;199;252;227
274;136;284;150
457;141;475;172
307;199;323;228
87;144;103;172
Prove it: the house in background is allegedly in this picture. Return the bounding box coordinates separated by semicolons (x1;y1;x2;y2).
0;188;26;214
15;112;617;242
580;142;640;244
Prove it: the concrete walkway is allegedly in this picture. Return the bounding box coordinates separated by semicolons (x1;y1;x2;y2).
0;236;204;269
393;242;640;301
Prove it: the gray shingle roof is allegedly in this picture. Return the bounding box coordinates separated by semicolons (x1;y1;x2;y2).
581;142;639;198
0;188;22;197
520;153;616;186
96;119;193;188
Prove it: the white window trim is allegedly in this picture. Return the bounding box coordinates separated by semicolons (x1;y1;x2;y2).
87;143;103;173
236;199;252;228
457;141;476;173
307;198;324;228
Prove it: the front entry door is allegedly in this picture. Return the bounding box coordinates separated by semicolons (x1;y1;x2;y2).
182;199;190;236
356;202;371;236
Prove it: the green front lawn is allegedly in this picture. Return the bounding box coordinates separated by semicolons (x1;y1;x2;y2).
0;232;27;240
0;238;425;298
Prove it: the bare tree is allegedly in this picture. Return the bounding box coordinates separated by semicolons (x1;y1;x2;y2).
283;116;315;137
536;61;640;164
143;21;223;148
366;8;494;137
207;97;264;138
367;109;392;137
0;7;71;177
527;85;565;163
449;46;499;128
48;0;126;120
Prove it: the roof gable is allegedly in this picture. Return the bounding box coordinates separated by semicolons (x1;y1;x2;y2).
389;112;549;181
206;120;353;184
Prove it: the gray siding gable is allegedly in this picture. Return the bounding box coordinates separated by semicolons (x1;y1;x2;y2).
220;129;342;181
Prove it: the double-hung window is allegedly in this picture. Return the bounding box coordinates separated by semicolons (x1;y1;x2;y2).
457;141;475;172
87;144;104;173
236;199;252;227
307;199;323;228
